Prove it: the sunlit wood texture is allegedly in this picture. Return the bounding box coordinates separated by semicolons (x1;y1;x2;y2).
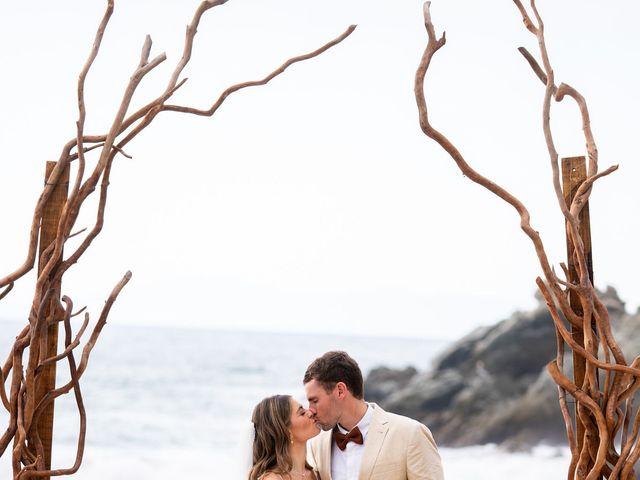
32;162;70;477
562;155;598;479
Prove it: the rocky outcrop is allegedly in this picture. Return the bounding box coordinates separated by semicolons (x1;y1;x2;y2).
365;366;417;404
364;287;638;449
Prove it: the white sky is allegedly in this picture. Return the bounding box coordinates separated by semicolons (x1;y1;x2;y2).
0;1;638;340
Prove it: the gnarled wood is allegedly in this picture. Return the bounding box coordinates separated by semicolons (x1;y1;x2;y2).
0;1;355;477
415;2;633;478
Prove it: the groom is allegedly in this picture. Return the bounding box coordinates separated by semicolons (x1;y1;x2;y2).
304;351;444;480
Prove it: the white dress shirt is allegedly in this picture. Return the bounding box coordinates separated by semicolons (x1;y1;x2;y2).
331;403;373;480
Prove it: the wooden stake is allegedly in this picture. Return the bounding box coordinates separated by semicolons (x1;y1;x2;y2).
562;155;596;475
34;161;69;476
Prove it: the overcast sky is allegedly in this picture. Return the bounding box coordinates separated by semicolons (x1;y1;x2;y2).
1;1;638;340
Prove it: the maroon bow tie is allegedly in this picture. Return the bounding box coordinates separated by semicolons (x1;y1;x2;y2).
333;426;364;451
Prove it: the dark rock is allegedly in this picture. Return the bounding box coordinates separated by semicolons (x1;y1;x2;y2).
601;286;626;317
384;369;465;421
365;366;417;403
364;286;638;450
479;369;566;450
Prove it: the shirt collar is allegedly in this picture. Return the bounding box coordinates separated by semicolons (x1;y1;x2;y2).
337;402;373;439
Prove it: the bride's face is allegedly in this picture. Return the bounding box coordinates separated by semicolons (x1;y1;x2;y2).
289;398;321;443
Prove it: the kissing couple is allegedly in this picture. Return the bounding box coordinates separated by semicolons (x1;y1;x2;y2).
249;351;444;480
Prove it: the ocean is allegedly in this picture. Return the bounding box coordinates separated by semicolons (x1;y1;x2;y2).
0;322;569;478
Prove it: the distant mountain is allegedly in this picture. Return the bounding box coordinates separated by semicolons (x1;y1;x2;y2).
365;287;635;449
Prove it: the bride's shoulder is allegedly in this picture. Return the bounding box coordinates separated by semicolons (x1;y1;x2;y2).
258;473;284;480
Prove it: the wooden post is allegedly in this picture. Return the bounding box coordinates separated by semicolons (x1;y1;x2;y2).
561;156;596;475
34;161;69;476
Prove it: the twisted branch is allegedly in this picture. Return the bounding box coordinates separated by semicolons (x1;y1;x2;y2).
1;0;355;477
416;2;633;478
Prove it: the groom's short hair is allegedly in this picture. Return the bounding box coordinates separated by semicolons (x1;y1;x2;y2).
304;351;364;400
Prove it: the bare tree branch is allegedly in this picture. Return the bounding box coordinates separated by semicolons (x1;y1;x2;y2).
416;2;635;478
162;25;357;117
517;47;548;86
1;1;355;476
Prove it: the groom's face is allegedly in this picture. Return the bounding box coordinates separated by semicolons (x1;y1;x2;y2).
305;379;341;431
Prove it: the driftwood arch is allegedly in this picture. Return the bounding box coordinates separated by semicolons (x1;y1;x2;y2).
0;1;354;478
416;1;638;479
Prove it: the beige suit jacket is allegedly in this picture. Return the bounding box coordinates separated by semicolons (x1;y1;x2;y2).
307;403;444;480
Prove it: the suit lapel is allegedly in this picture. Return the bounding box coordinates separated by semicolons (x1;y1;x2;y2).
319;429;333;480
358;404;389;480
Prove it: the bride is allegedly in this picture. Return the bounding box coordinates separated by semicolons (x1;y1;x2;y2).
250;394;321;480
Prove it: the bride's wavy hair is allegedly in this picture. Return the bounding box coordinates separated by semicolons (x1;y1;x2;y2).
249;395;311;480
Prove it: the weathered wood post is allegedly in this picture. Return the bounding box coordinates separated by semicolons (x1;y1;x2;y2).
561;155;597;478
34;161;69;476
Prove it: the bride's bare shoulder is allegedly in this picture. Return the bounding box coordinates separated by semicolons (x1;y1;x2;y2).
259;473;284;480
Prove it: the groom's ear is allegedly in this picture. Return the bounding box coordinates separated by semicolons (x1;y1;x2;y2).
335;382;348;399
